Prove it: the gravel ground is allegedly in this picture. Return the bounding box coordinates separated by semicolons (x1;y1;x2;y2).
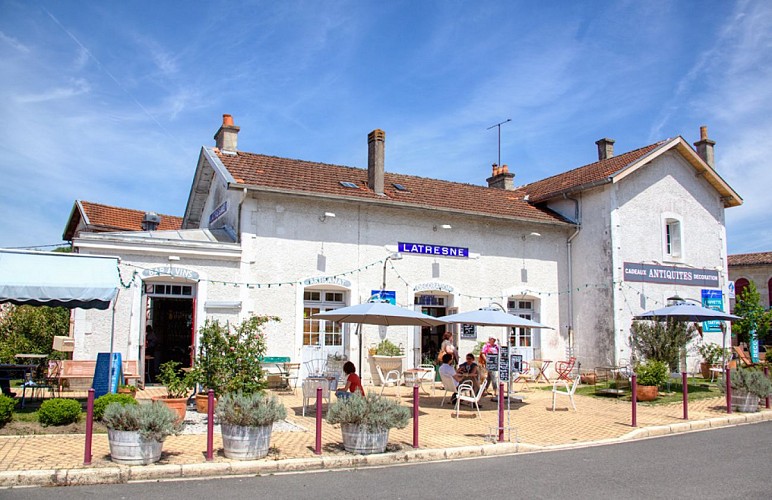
180;410;306;435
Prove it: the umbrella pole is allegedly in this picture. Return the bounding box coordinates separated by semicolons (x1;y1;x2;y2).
108;290;119;394
356;323;363;381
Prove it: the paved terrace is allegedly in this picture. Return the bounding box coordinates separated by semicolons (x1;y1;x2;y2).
2;381;769;479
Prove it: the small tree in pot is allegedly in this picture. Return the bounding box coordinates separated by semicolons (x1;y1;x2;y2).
718;367;772;412
216;392;287;459
326;393;410;454
214;315;282;459
103;402;182;465
192;320;230;413
634;359;669;401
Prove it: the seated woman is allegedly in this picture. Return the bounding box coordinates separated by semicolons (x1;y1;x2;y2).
455;353;480;393
335;361;365;400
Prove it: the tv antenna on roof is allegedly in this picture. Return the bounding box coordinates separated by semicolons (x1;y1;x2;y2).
487;119;511;170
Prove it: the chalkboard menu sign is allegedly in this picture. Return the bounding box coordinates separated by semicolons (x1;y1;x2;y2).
498;346;510;381
485;353;498;371
460;324;477;339
510;354;523;375
92;352;122;398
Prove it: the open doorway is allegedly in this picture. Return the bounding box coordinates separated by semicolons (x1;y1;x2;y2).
144;282;195;383
415;293;449;365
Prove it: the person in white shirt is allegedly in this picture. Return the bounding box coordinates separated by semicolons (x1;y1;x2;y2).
438;353;459;404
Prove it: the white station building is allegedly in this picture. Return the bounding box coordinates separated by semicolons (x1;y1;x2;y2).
65;116;742;383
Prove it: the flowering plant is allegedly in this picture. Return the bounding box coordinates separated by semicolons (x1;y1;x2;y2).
193;315;279;396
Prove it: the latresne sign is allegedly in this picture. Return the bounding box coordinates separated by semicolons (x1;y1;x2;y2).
398;242;469;258
623;262;719;287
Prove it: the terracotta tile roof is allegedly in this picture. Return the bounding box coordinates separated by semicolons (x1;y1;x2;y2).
522;141;667;202
728;252;772;266
78;201;182;233
215;151;570;225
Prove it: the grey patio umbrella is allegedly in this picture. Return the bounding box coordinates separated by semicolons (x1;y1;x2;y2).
313;301;447;327
437;308;553;329
312;301;447;372
634;303;740;322
635;302;741;370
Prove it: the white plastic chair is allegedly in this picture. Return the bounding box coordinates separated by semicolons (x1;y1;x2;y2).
302;378;331;416
455;380;488;419
304;358;327;378
419;363;437;395
551;375;581;411
440;373;459;405
376;365;401;399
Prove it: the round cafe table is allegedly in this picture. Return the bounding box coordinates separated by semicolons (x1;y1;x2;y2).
403;368;434;395
532;359;552;383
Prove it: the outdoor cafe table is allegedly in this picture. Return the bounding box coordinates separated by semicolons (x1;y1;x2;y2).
532;359;552;383
403;368;434;395
0;364;36;396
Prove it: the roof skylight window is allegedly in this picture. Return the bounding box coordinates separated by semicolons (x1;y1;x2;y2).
339;181;358;189
393;183;409;192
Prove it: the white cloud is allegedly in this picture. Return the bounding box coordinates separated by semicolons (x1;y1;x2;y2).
0;30;29;53
15;78;91;103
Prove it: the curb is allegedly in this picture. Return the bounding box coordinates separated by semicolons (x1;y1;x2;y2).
2;411;770;488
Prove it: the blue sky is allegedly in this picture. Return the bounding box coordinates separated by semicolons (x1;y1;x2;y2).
0;0;770;253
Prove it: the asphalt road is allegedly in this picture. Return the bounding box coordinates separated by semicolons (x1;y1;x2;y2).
4;421;771;499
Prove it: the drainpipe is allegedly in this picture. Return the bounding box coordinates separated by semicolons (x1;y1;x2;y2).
565;195;581;355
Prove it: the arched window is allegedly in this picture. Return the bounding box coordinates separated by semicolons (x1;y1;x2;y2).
735;278;750;300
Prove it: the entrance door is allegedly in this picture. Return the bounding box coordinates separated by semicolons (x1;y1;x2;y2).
415;294;449;365
301;290;346;378
144;282;195;383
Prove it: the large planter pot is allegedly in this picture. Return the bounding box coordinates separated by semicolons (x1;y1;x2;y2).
700;362;722;380
117;387;137;398
221;423;273;460
731;390;760;413
107;429;163;465
195;393;217;414
340;423;390;454
152;397;188;422
369;356;404;386
636;385;659;401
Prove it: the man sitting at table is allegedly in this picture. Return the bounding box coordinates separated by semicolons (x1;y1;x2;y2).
438;353;459;404
455;353;480;393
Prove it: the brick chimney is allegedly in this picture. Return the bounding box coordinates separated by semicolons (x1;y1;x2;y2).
368;129;385;195
486;163;515;190
214;114;240;154
595;138;615;160
693;125;715;168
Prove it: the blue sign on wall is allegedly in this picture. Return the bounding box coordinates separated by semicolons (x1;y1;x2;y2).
398;242;469;258
701;289;724;333
370;290;396;305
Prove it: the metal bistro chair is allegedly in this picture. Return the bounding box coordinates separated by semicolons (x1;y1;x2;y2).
302;377;331;417
21;364;56;408
304;358;327;378
280;362;301;393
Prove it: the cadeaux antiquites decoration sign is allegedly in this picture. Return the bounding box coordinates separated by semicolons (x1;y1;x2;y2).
623;262;720;287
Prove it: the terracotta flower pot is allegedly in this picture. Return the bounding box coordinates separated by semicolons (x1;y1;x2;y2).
152;396;188;422
636;385;659;401
195;393;217;414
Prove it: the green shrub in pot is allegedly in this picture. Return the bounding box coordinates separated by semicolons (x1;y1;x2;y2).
634;359;669;387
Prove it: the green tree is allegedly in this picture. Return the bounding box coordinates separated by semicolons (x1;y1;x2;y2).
629;319;697;371
0;305;69;363
732;281;772;345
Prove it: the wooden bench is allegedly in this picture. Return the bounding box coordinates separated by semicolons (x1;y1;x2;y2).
54;360;140;391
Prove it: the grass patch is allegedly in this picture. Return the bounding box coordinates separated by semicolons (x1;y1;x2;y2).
542;379;723;405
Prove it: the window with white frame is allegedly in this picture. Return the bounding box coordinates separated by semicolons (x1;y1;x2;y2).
507;299;536;347
303;290;345;346
663;215;683;260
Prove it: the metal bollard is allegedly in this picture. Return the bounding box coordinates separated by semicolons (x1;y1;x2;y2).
631;374;637;427
206;389;214;461
412;385;419;448
726;367;732;414
314;386;322;455
682;372;688;420
84;388;95;465
765;367;770;409
498;382;505;442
